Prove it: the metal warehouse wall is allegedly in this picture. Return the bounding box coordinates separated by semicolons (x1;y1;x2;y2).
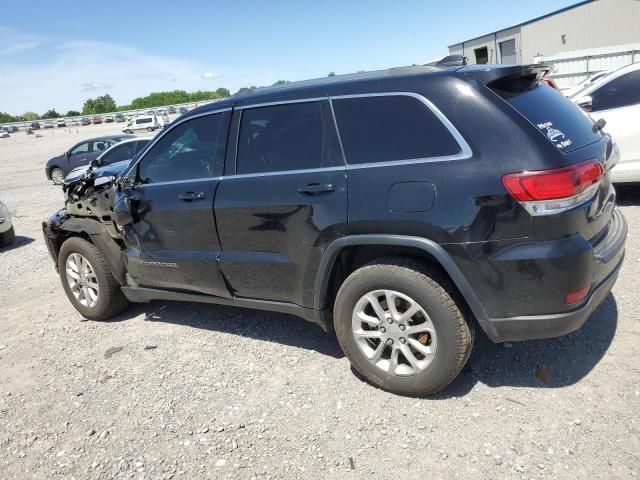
520;0;640;63
449;0;640;65
449;27;521;64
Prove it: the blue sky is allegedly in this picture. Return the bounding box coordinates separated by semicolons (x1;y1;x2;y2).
1;0;578;114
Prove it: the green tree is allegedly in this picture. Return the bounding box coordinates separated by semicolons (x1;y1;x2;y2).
66;110;81;117
82;94;116;114
327;71;336;77
215;87;231;97
21;112;40;121
233;86;257;97
0;112;16;123
82;98;96;115
41;109;61;119
272;80;289;86
93;94;116;113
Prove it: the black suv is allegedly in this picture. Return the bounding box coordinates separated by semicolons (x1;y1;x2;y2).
43;64;626;396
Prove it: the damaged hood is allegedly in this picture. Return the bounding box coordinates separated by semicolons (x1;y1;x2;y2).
63;160;131;188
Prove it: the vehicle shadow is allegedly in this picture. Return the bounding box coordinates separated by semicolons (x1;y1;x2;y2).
113;300;345;359
616;184;640;206
436;293;618;398
0;235;35;252
108;293;617;395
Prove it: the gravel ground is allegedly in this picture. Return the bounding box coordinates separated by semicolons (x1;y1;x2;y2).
1;124;639;479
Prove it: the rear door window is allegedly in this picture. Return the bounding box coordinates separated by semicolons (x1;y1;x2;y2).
500;84;601;152
591;70;640;111
331;95;461;165
236;101;325;174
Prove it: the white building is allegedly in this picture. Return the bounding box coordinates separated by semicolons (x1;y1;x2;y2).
448;0;640;87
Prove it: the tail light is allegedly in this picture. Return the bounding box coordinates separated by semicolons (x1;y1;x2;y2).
566;285;591;305
502;159;603;215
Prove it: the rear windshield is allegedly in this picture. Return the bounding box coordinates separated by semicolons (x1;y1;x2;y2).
499;84;601;153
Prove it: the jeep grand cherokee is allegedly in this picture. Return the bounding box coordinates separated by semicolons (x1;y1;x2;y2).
43;63;626;396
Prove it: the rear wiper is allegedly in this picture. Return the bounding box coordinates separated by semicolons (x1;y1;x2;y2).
593;118;606;132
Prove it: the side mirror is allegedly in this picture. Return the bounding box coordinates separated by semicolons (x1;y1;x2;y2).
65;151;71;158
575;95;593;112
113;195;134;227
89;159;100;169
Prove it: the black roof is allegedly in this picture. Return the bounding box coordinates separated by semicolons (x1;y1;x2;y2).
188;65;450;116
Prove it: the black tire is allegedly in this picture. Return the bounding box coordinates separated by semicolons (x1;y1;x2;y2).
146;127;153;132
334;257;474;397
58;237;129;320
50;167;65;185
0;226;15;247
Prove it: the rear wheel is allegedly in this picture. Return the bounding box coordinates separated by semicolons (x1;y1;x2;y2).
58;237;129;320
50;167;64;185
146;127;153;132
334;257;474;396
0;226;15;247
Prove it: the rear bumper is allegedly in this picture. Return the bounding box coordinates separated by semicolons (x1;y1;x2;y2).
482;253;622;342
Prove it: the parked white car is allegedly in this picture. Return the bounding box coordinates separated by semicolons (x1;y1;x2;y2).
0;130;9;138
563;70;612;97
571;62;640;183
122;115;161;133
0;200;15;247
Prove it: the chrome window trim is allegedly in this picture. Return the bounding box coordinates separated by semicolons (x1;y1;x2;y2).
329;91;472;168
122;107;232;179
141;177;222;187
223;166;345;180
123;92;473;183
236;97;328;110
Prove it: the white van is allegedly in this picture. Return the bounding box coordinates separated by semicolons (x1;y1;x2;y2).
122;115;160;133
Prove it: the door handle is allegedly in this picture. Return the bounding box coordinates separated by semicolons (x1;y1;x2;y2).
178;191;206;202
298;183;335;195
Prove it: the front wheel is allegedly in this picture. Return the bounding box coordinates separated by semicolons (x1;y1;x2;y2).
147;127;153;132
334;257;474;397
58;237;129;320
50;167;65;185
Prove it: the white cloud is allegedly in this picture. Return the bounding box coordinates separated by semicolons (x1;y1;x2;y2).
0;33;278;114
0;41;40;56
201;72;221;80
82;82;113;92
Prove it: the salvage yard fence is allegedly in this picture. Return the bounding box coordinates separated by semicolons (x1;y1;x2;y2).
535;43;640;89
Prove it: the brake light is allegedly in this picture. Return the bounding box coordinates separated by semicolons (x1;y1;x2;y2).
566;285;591;305
502;159;603;215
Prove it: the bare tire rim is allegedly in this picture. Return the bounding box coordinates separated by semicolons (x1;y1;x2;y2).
65;253;99;308
352;290;437;376
51;169;64;184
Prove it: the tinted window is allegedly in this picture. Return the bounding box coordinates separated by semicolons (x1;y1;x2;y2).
237;102;325;174
137;118;153;125
332;95;461;164
102;142;136;165
92;140;110;153
134;140;150;153
503;84;602;152
138;113;226;183
70;142;91;156
591;70;640;112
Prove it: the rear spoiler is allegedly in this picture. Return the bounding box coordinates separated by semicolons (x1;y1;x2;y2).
457;64;551;93
458;64;551;85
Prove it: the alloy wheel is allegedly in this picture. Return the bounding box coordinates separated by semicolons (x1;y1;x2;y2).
65;253;99;308
351;289;437;376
